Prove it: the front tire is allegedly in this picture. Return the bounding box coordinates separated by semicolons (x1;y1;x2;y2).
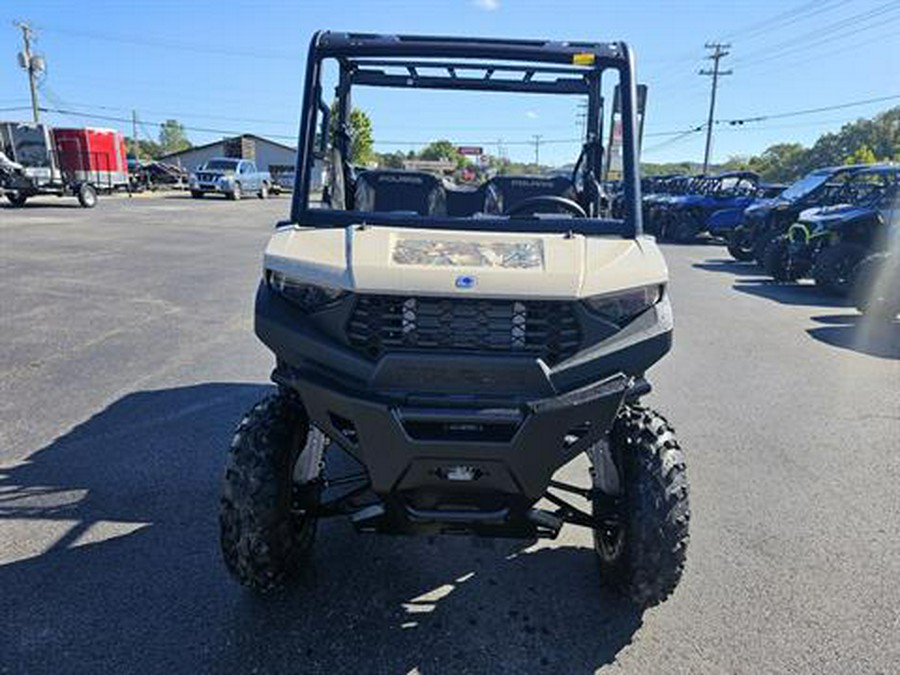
219;390;319;592
6;191;27;207
258;182;269;199
592;405;690;607
764;235;807;282
670;210;703;243
812;242;867;296
726;227;755;261
228;182;242;201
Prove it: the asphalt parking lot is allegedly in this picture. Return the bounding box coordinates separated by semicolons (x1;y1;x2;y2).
1;194;898;675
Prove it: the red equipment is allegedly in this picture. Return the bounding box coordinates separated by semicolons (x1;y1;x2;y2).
52;127;129;189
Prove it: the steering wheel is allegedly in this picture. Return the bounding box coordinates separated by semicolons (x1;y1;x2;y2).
505;195;587;218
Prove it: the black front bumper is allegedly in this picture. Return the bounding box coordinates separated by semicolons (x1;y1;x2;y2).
256;283;672;535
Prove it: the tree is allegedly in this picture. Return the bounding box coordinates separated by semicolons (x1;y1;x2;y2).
844;144;878;166
329;105;374;165
125;138;163;160
377;151;406;169
158;120;191;155
419;140;466;168
640;106;899;184
751;142;808;183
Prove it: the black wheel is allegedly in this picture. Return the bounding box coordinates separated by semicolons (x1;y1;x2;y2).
228;182;242;201
852;252;899;318
6;191;28;207
190;190;204;199
670;210;703;243
591;405;690;608
763;235;807;282
726;227;755;261
812;242;868;296
219;389;322;592
77;183;97;208
258;182;269;200
752;228;779;266
657;211;676;241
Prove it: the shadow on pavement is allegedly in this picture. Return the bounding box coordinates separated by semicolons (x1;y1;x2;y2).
1;383;642;675
732;279;854;308
807;314;900;359
0;200;85;210
693;258;763;276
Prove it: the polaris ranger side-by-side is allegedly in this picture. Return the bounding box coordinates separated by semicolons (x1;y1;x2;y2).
220;32;689;607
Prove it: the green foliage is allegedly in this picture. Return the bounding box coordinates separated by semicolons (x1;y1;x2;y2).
844;144;878;166
329;105;374;165
748;142;808;182
419;140;466;168
377;151;406;169
348;109;374;165
125;138;163;160
642;107;899;183
641;161;697;176
158;119;191;155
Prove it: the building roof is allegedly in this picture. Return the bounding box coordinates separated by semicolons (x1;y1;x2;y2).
159;133;297;160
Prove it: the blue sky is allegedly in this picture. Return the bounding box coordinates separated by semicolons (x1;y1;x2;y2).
1;0;897;166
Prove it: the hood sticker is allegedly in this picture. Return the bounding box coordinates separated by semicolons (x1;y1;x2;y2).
392;239;544;269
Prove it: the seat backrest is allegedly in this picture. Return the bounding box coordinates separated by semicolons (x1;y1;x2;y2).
445;182;502;216
486;175;576;213
354;170;446;215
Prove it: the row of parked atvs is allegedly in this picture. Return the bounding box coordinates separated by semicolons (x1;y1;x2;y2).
635;164;899;319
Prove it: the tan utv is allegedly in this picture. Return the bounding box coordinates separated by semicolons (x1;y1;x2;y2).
219;31;689;608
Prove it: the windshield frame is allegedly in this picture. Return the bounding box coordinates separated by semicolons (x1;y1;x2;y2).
290;32;643;238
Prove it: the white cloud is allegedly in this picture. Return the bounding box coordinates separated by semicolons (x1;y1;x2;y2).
525;110;539;119
473;0;500;11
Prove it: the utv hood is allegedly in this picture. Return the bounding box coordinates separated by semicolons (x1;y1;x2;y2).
799;203;870;227
744;197;783;216
263;225;667;300
667;195;705;209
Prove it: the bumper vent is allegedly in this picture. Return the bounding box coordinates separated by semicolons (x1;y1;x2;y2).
347;295;581;365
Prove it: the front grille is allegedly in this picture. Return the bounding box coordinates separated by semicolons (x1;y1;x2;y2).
347;295;582;365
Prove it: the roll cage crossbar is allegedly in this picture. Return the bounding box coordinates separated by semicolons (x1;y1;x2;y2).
292;32;644;237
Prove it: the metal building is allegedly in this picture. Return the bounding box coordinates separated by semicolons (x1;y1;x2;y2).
159;134;319;188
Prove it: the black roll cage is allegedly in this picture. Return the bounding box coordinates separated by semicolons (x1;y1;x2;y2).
291;31;644;237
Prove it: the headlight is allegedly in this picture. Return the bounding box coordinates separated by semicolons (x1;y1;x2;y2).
582;284;664;326
267;270;347;312
218;175;234;185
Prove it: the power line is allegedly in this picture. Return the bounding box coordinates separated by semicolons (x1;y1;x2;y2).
642;126;707;155
36;106;298;141
37;24;300;61
716;93;900;126
717;0;848;42
733;1;900;68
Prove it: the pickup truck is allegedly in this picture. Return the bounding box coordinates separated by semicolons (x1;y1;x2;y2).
189;158;271;200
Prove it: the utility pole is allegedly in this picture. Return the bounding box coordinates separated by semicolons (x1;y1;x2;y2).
14;21;42;123
132;110;140;161
532;134;542;166
575;101;588;142
699;42;732;175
